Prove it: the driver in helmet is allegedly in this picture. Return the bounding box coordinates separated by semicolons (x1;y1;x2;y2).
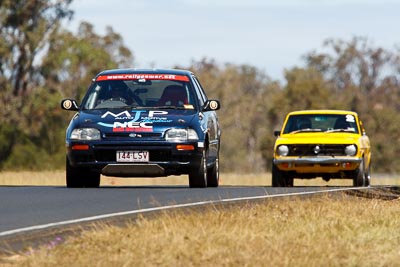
108;83;132;104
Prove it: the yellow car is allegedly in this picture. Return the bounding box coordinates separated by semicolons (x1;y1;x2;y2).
272;110;371;187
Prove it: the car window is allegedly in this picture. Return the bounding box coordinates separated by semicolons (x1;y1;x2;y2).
81;79;197;110
192;77;207;107
283;114;359;134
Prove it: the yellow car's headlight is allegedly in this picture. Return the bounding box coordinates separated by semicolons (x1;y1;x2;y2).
277;145;289;156
345;145;357;156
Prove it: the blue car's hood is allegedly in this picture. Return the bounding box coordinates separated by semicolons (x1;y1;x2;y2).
74;109;197;133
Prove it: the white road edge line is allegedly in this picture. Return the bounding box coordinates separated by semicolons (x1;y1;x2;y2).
0;187;371;237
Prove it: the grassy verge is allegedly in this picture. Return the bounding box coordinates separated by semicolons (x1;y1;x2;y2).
2;195;400;266
0;171;398;186
1;172;399;266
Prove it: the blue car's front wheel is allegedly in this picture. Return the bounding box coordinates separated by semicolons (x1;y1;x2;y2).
188;149;207;188
66;157;100;188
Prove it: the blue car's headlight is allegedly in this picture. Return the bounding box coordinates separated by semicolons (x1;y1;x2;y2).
70;128;101;140
165;128;199;141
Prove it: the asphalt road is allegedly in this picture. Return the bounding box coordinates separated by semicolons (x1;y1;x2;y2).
0;185;364;236
1;184;398;255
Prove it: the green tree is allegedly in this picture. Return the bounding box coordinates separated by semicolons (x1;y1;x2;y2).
41;21;134;100
0;0;73;96
280;67;336;111
304;37;396;113
0;0;73;169
0;1;134;170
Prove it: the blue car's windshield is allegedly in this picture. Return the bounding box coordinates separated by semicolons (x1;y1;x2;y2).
81;79;197;110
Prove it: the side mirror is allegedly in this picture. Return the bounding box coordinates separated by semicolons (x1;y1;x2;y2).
203;100;221;111
61;99;79;111
274;130;281;137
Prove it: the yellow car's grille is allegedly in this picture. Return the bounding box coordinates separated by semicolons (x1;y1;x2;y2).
288;144;347;156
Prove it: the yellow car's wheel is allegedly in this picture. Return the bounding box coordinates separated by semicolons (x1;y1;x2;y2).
272;162;293;187
353;160;367;187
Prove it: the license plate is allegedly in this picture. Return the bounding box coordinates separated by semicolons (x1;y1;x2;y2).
116;151;149;162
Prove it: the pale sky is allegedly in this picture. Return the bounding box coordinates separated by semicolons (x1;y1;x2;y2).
67;0;400;82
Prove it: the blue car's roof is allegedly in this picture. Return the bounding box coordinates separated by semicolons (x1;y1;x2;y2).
95;68;194;78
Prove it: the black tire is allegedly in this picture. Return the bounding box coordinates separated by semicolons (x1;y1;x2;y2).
66;157;100;188
189;150;207;188
272;162;293;187
364;163;371;187
286;176;294;187
353;160;366;187
207;154;219;187
84;172;101;188
66;157;83;188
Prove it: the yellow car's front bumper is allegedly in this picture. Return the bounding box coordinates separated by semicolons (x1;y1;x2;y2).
274;157;362;173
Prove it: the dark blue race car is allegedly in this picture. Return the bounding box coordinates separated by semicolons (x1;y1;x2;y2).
61;69;221;188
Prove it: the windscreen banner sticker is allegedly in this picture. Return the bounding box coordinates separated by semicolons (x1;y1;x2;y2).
96;74;189;82
346;115;355;122
97;110;172;132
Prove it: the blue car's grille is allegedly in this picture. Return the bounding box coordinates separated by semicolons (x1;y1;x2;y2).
103;132;163;140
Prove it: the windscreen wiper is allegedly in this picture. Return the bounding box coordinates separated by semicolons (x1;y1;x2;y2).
289;129;322;134
325;129;355;133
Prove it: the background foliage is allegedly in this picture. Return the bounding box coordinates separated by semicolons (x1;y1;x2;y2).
1;1;399;173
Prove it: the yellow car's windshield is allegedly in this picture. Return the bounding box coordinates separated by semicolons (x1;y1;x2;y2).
283;114;359;134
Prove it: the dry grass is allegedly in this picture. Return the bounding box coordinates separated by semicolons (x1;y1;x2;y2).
0;171;398;187
1;171;400;266
3;196;400;266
